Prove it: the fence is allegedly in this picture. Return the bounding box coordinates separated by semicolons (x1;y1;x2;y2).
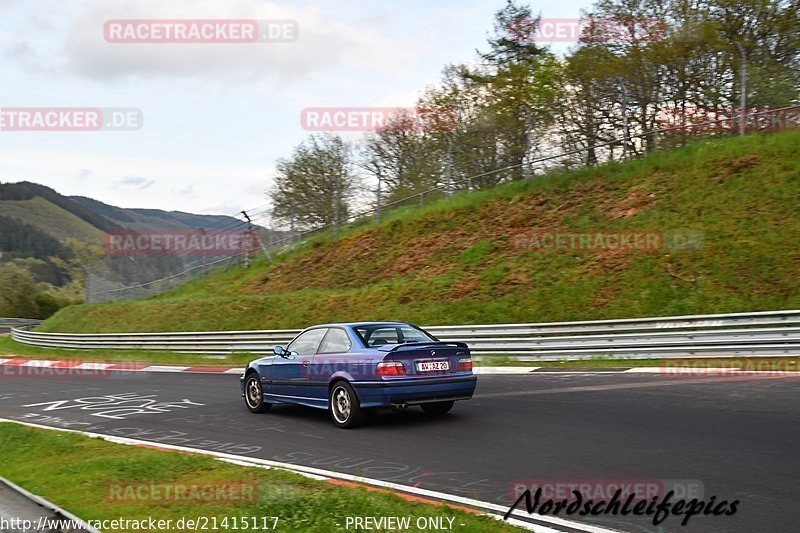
11;310;800;361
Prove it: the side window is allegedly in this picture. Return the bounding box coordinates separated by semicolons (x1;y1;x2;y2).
318;328;352;354
287;328;328;356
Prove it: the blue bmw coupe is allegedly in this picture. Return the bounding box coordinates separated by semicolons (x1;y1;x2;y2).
241;322;476;428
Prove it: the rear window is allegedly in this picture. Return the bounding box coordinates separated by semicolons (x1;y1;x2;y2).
356;324;436;347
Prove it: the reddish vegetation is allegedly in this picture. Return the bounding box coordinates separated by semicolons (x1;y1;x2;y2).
602;187;656;219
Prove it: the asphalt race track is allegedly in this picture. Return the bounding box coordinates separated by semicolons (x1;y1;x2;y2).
0;370;796;533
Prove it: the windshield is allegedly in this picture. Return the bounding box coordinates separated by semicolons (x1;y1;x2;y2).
355;324;437;347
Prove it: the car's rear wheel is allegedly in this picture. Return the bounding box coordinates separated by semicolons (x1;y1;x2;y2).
244;373;271;413
329;381;366;428
421;400;454;415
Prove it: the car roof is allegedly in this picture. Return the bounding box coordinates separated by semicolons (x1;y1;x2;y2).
306;322;411;329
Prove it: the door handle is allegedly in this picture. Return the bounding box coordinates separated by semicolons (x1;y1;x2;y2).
302;360;310;367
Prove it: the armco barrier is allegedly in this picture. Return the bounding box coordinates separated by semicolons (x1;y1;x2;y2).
0;317;42;334
9;310;800;361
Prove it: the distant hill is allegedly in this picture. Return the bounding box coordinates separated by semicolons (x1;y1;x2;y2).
70;196;248;232
0;181;254;289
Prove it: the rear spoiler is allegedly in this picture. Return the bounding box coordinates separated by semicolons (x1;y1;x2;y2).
377;341;469;353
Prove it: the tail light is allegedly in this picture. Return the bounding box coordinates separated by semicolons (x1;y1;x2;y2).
457;357;473;371
376;361;406;376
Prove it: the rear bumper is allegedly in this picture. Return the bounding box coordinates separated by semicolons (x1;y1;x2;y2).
353;375;477;408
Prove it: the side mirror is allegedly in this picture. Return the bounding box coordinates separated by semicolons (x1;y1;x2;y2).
273;346;285;356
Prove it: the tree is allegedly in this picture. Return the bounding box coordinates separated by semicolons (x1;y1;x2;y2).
554;45;621;166
462;1;562;179
0;263;39;317
360;112;442;205
269;133;356;230
706;0;800;110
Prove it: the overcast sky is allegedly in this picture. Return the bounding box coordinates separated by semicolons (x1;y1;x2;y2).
0;0;592;218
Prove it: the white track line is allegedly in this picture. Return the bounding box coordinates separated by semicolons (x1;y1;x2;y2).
144;365;191;372
75;362;111;370
473;367;538;374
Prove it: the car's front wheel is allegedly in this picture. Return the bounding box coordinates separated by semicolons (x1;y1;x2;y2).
421;400;454;415
329;381;366;428
244;373;271;413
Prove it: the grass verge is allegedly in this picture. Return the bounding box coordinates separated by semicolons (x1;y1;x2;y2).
0;336;254;366
0;422;520;532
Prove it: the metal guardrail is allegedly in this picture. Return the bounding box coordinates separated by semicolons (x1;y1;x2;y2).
10;310;800;361
0;475;99;533
0;318;42;327
0;318;42;334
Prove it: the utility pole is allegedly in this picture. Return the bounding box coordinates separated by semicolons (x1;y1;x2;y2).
333;173;341;236
444;132;453;196
241;211;252;268
522;104;532;179
199;227;207;275
620;80;629;160
82;265;92;304
375;176;382;224
289;198;296;242
734;41;747;136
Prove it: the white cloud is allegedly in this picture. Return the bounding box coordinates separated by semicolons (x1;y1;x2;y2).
61;0;419;85
171;183;194;196
115;175;155;190
75;168;93;180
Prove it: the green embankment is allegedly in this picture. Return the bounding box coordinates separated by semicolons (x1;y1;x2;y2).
38;132;800;333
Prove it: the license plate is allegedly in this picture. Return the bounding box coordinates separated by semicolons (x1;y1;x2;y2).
417;361;449;372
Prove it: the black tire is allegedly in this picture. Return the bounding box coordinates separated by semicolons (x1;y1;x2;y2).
421;401;454;415
244;373;271;413
329;381;366;428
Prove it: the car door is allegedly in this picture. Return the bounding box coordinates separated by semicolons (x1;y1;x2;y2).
308;327;355;400
271;328;328;399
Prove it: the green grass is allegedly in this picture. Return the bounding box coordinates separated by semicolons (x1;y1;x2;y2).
0;423;519;532
38;132;800;334
0;336;255;365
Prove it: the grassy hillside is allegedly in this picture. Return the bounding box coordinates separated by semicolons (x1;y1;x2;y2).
0;196;107;243
40;132;800;333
